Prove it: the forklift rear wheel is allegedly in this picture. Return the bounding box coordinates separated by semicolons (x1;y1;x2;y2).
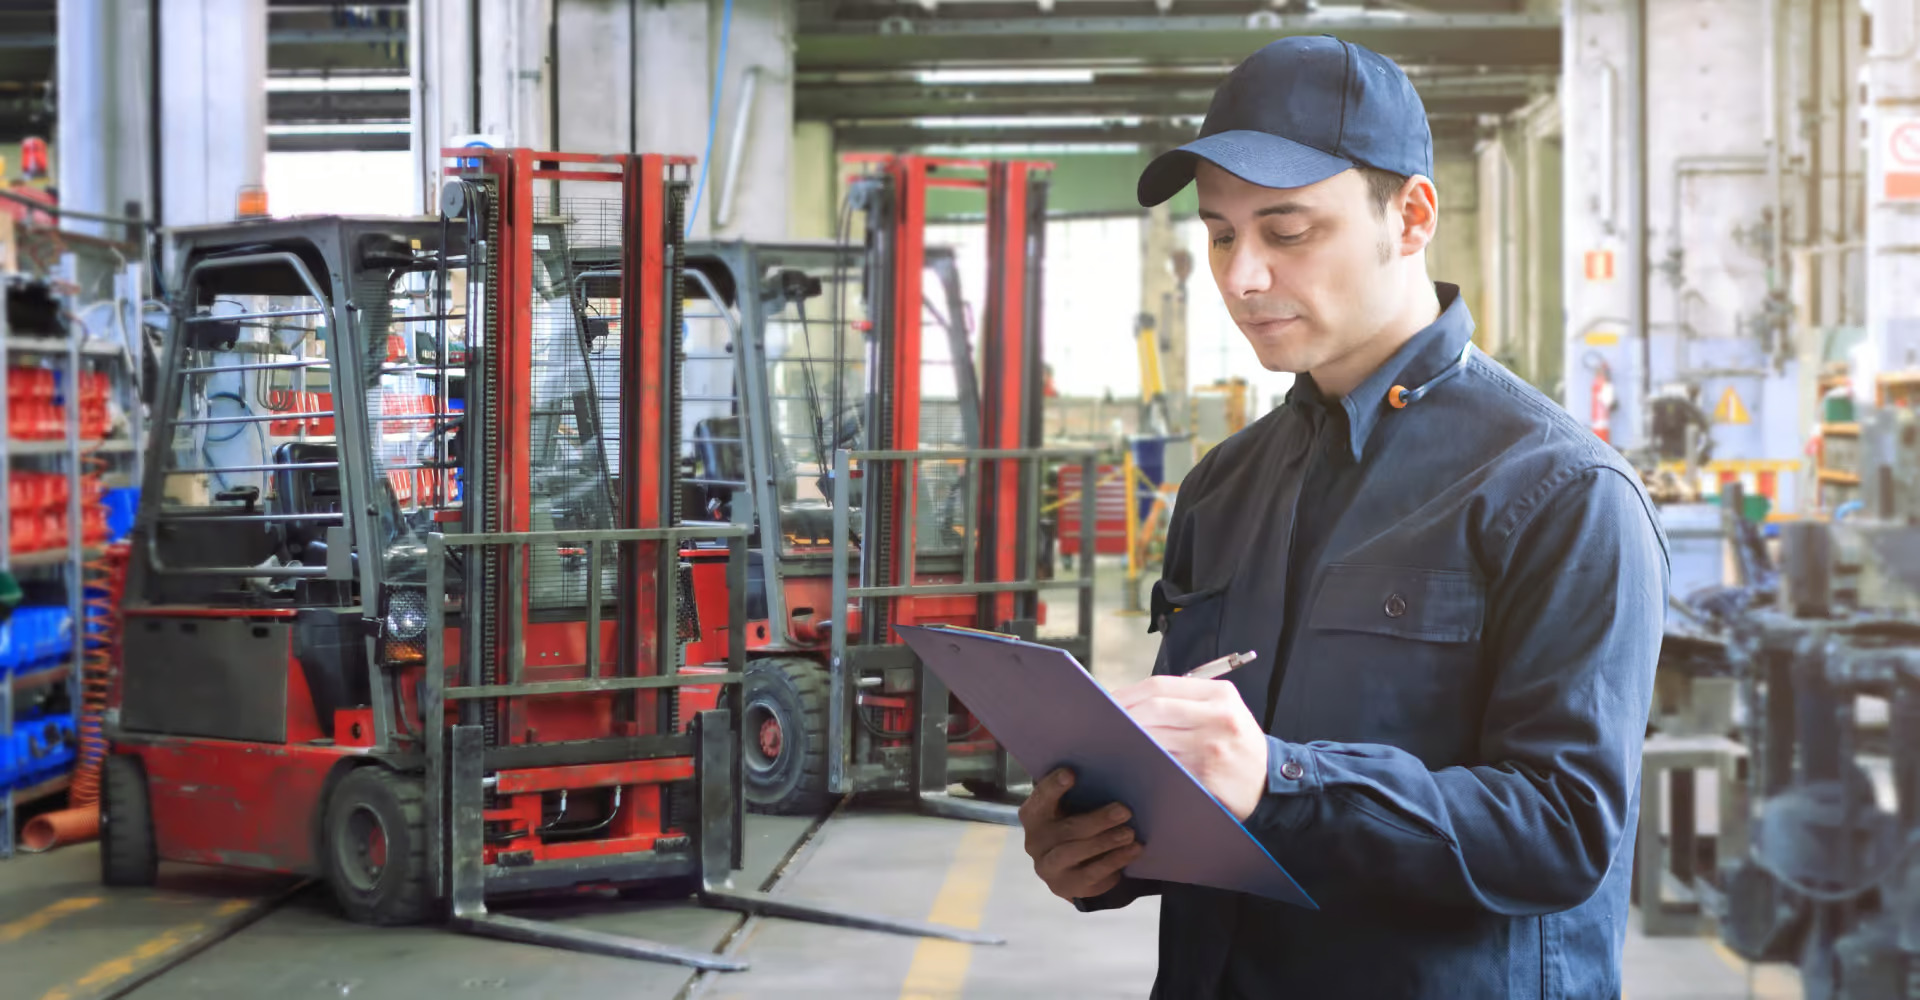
742;657;830;815
323;767;430;926
101;755;158;887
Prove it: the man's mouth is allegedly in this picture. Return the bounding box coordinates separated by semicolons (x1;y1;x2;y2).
1242;317;1300;334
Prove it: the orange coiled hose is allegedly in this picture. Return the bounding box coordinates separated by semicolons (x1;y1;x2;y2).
19;446;127;851
69;538;126;808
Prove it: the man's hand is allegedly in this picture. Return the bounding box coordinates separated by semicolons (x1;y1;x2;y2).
1113;675;1269;821
1018;768;1143;902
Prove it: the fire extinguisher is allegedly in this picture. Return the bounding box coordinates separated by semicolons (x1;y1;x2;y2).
1590;361;1616;444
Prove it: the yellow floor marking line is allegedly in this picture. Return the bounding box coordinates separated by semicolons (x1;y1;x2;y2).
39;899;254;1000
899;824;1009;1000
0;897;103;945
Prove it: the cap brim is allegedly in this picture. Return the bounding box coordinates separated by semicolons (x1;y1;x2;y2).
1137;130;1355;207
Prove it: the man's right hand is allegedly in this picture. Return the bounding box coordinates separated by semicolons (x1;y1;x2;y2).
1018;768;1143;902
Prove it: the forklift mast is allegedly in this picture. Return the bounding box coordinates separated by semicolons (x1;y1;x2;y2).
673;156;1100;817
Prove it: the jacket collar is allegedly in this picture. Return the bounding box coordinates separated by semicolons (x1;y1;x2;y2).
1287;282;1475;463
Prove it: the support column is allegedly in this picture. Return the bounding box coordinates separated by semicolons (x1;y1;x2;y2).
790;122;836;240
411;0;474;212
707;0;794;241
412;0;793;240
1430;146;1482;347
412;0;552;210
1865;0;1920;376
477;1;554;153
1139;200;1178;429
634;0;713;233
57;0;150;239
1165;247;1190;435
158;0;265;228
633;0;712;161
554;0;635;157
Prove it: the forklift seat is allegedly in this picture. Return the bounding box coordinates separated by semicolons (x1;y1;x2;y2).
271;441;342;561
692;416;747;518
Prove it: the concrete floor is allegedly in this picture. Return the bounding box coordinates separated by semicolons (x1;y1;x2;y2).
0;562;1805;999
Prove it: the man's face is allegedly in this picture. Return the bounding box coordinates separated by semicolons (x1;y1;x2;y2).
1196;162;1409;377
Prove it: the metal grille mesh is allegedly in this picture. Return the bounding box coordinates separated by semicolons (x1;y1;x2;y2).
355;262;463;540
524;196;622;610
161;287;333;519
676;562;700;642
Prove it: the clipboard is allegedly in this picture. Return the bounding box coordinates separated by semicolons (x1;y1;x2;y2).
895;624;1316;909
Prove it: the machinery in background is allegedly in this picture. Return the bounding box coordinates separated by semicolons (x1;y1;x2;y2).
1190;377;1251;459
1134;311;1172;437
1707;404;1920;999
671;155;1098;821
104;149;988;968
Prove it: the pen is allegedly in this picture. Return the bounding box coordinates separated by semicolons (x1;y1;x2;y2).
1185;650;1258;681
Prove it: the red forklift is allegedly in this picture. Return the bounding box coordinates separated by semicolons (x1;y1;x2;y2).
672;156;1100;822
101;148;995;967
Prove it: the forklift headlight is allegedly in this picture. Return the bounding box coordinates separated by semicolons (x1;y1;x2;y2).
385;588;429;641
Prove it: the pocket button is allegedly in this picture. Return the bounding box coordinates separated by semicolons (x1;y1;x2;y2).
1383;593;1408;618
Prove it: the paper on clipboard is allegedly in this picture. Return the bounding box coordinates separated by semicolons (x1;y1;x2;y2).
895;624;1315;909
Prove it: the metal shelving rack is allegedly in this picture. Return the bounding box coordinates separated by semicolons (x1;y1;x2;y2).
0;252;143;859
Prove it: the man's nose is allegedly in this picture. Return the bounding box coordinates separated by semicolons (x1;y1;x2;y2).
1221;243;1272;298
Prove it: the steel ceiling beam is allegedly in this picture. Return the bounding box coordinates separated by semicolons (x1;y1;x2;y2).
267;130;409;153
797;11;1559;70
268;88;410;124
836;115;1480;149
797;72;1543;120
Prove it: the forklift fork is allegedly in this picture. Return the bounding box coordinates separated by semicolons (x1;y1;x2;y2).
442;714;1004;973
689;710;1007;946
915;664;1024;827
445;724;751;971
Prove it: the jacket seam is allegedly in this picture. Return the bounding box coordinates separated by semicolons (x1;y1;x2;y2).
1492;462;1586;551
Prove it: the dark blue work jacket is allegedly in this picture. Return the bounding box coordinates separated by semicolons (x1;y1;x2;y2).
1079;284;1668;1000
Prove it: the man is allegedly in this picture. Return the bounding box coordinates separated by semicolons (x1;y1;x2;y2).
1016;36;1668;999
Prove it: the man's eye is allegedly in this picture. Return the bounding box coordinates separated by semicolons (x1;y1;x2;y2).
1269;230;1309;244
1210;233;1234;249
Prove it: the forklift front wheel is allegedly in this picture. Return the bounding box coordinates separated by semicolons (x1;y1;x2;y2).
101;755;158;887
322;767;430;926
741;657;830;815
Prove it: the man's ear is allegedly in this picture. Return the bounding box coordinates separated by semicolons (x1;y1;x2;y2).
1396;175;1439;256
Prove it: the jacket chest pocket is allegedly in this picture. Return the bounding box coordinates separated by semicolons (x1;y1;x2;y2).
1150;580;1226;677
1293;564;1487;756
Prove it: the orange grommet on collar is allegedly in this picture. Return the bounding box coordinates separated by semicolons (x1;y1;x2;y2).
1388;385;1409;409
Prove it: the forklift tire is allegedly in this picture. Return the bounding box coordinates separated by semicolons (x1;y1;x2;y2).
322;767;431;927
100;755;158;887
742;657;831;816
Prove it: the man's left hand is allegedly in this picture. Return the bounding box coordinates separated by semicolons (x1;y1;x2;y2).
1113;676;1269;822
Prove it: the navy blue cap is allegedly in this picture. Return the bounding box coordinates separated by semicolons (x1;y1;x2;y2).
1137;35;1433;207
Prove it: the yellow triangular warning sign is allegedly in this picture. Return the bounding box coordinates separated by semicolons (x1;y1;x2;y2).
1714;386;1751;425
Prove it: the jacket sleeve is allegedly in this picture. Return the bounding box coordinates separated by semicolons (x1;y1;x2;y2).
1243;466;1668;915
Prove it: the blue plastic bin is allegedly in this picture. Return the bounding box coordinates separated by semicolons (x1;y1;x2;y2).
9;606;72;670
13;713;75;788
0;607;71;675
102;487;140;542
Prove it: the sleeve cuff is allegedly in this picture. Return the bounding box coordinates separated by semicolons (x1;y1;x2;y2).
1265;736;1322;795
1071;876;1163;912
1246;737;1319;838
